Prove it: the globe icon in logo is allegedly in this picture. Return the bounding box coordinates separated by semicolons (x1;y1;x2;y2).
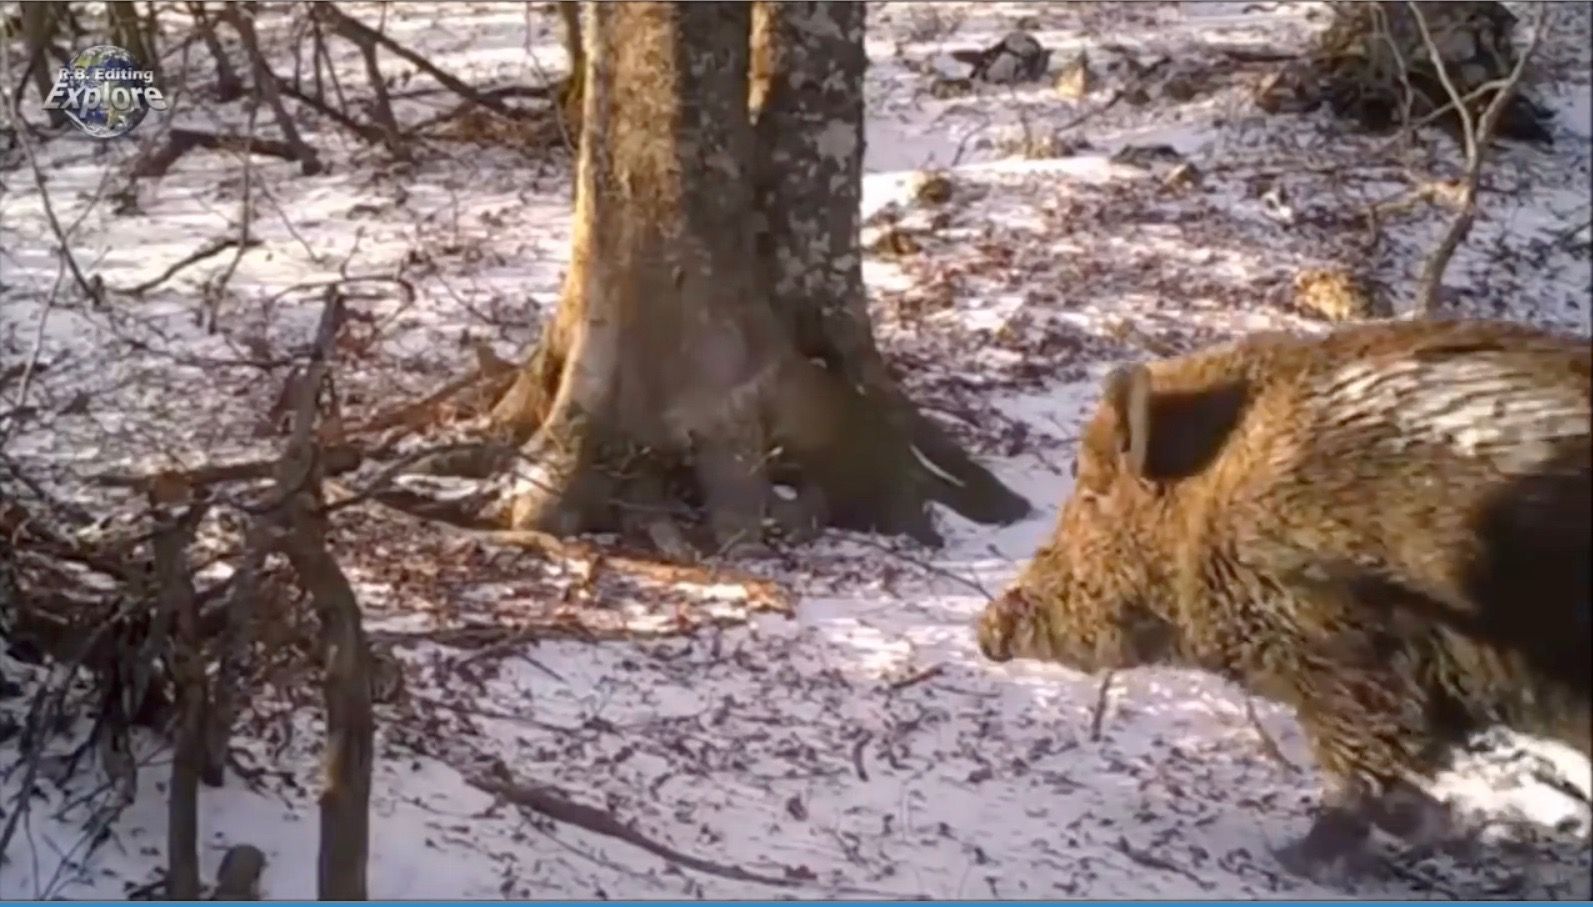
57;44;153;139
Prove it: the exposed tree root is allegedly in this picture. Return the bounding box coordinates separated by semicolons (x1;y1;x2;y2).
346;342;517;437
469;4;1032;555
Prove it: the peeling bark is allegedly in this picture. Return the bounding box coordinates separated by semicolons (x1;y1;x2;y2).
493;1;1028;551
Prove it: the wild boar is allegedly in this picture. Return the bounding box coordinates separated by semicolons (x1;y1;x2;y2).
976;318;1590;879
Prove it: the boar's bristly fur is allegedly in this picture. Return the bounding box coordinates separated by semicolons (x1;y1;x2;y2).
976;318;1591;880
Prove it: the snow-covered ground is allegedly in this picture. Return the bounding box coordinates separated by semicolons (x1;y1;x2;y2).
2;1;1590;899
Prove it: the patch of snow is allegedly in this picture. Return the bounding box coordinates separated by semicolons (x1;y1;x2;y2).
3;0;1590;901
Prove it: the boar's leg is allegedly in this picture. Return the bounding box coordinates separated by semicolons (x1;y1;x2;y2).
1276;777;1463;882
1365;779;1468;855
1273;777;1381;881
1273;651;1456;880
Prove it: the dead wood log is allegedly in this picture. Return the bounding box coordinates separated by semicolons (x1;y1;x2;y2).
132;128;305;179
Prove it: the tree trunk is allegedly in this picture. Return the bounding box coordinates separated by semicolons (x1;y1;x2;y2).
186;3;246;103
20;2;68;126
108;2;159;84
492;1;1027;551
748;2;1030;529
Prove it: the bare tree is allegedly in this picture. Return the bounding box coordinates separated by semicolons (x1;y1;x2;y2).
219;3;323;175
17;2;68;126
186;2;246;102
490;2;1027;551
108;1;159;83
1409;0;1549;314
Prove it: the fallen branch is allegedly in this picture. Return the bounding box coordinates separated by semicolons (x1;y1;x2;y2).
467;763;800;889
1215;46;1298;64
132;128;306;179
845;534;993;599
113;235;262;294
345;342;517;436
313;3;518;120
475;527;790;612
887;664;944;691
368;619;672;649
273;76;390;145
89;445;362;494
851;732;872;782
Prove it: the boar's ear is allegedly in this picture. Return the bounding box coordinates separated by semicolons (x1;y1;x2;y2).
1103;364;1154;477
1104;365;1249;482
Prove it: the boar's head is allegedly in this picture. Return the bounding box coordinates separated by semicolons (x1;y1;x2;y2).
978;359;1250;673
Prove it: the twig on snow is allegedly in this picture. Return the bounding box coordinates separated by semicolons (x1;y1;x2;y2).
113;235;261;296
887;664;944;691
845;534;993;599
1089;670;1116;742
131;127;311;179
466;763;802;889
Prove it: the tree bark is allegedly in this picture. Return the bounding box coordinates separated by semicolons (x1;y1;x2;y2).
492;1;1027;550
748;2;1030;529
